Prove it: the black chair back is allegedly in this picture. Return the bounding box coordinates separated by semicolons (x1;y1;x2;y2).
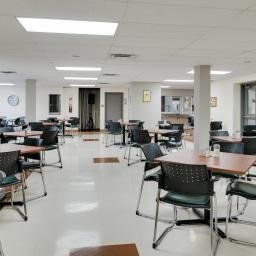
209;130;229;136
243;131;256;136
105;120;112;130
170;123;184;133
0;133;8;144
129;120;140;123
44;125;58;132
131;129;151;144
210;121;222;131
0;151;21;177
138;121;144;129
47;117;57;122
242;137;256;155
141;143;164;162
160;162;213;196
244;125;256;132
108;122;122;134
40;130;59;146
69;117;80;126
212;141;244;154
23;138;42;160
0;127;14;133
29;122;44;131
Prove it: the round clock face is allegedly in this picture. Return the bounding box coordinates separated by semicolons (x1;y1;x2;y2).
7;95;19;106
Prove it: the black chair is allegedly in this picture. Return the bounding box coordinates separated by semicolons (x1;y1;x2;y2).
21;137;47;200
243;131;256;136
65;117;80;136
47;117;57;122
225;180;256;246
129;120;141;123
244;125;256;132
29;122;44;131
210;121;222;131
209;130;229;136
40;128;62;168
0;133;8;144
242;137;256;155
127;129;152;166
0;151;27;221
211;141;244;179
160;129;183;151
105;122;122;147
0;127;16;142
153;162;219;255
241;137;256;179
136;143;168;222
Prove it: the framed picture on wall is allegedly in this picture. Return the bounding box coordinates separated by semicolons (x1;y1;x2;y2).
143;90;151;102
210;97;217;107
68;96;73;113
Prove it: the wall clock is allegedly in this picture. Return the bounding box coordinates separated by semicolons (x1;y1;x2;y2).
7;95;19;106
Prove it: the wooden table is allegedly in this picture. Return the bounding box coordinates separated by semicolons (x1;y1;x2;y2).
120;122;140;145
210;136;243;143
0;143;44;155
148;129;178;143
70;244;139;256
155;149;256;238
3;131;43;138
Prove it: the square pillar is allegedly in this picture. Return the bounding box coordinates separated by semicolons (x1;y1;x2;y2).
194;65;211;152
25;79;37;122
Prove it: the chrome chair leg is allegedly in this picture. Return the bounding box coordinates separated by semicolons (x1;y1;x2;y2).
226;195;256;246
57;145;63;168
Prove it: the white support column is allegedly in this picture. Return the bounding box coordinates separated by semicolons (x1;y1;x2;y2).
25;79;37;122
194;65;211;152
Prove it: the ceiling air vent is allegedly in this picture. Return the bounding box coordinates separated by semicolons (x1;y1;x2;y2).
103;73;119;76
0;71;16;74
110;53;136;59
99;82;110;85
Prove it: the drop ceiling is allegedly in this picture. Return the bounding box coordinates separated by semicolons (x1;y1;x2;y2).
1;0;256;89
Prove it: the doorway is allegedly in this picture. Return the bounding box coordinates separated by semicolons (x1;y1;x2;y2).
105;92;123;122
79;88;100;131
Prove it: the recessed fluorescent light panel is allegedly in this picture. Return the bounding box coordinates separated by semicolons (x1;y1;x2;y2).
64;77;98;81
56;67;101;71
161;85;171;88
17;18;118;36
70;85;96;87
164;79;193;83
187;70;232;75
0;83;15;86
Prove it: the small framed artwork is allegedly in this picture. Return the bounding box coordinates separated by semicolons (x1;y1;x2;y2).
143;90;151;102
210;97;217;107
68;97;73;113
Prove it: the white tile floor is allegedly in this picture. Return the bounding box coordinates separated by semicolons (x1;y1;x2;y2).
0;134;256;256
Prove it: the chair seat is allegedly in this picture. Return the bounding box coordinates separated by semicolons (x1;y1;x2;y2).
160;191;210;208
0;175;21;187
226;181;256;200
22;161;40;170
44;145;58;150
213;172;239;180
164;141;182;147
144;170;161;182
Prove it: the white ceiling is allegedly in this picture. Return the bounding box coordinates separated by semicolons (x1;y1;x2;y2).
1;0;256;89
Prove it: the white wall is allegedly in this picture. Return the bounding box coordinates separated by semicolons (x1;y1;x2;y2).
129;82;161;129
0;85;25;118
161;88;194;97
100;87;129;130
210;74;256;133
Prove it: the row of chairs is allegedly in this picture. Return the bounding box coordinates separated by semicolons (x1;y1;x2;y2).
136;141;256;254
0;126;63;221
